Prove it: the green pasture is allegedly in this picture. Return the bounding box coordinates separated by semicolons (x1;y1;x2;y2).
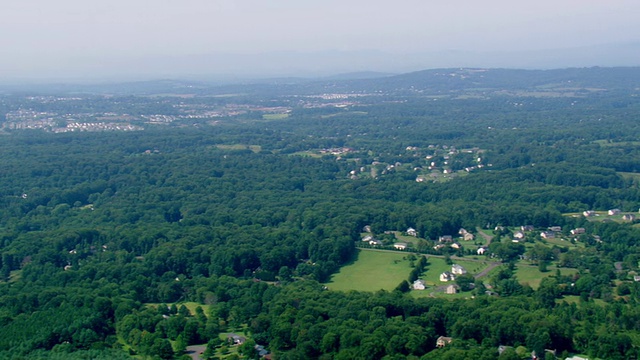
290;150;322;158
594;139;640;147
388;231;419;245
325;249;415;292
557;295;605;306
320;111;368;119
563;210;637;224
262;113;289;120
535;237;584;249
515;265;578;290
216;144;262;153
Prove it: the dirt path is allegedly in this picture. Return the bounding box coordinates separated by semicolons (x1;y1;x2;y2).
476;227;494;246
474;262;500;279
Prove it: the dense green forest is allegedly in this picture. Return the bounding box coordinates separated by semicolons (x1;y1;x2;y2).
1;67;640;359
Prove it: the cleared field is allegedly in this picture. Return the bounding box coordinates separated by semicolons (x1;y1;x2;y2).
388;231;418;246
320;111;368;119
290;150;322;158
262;113;289;120
557;295;605;306
325;249;414;292
563;211;637;224
216;144;262;153
515;265;578;290
541;237;584;249
594;140;640;147
147;302;211;317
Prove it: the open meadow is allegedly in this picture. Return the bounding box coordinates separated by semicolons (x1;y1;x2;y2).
325;249;415;292
515;265;578;290
327;248;496;295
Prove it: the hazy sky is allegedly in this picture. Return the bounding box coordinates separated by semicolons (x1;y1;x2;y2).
2;0;640;80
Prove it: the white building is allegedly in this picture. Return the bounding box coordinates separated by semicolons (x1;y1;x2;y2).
413;279;426;290
451;264;467;275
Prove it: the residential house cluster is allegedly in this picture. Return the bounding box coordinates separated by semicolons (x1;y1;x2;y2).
362;235;383;247
458;228;474;241
434;234;462;250
541;226;562;240
440;264;467;282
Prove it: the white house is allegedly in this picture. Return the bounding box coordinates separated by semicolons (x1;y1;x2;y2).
477;247;487;255
406;227;418;237
513;231;525;240
540;231;555;239
445;284;459;294
583;210;596;217
394;242;408;250
571;228;586;235
440;272;455;282
451;264;467;275
413;279;426;290
608;209;621;215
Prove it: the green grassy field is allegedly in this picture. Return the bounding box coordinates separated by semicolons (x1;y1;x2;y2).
216;144;262;153
325;249;415;292
557;295;605;306
542;237;584;249
595;139;640;147
388;231;418;246
289;150;323;158
515;265;578;290
320;111;368;119
563;210;638;224
262;113;289;120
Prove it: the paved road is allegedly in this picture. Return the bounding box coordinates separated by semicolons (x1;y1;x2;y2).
476;227;494;246
474;262;500;279
185;345;207;360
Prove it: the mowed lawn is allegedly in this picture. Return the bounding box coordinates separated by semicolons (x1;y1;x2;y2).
325;249;415;292
515;265;578;290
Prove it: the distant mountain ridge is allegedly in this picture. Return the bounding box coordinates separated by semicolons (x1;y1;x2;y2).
2;41;639;83
2;66;639;96
347;67;640;92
